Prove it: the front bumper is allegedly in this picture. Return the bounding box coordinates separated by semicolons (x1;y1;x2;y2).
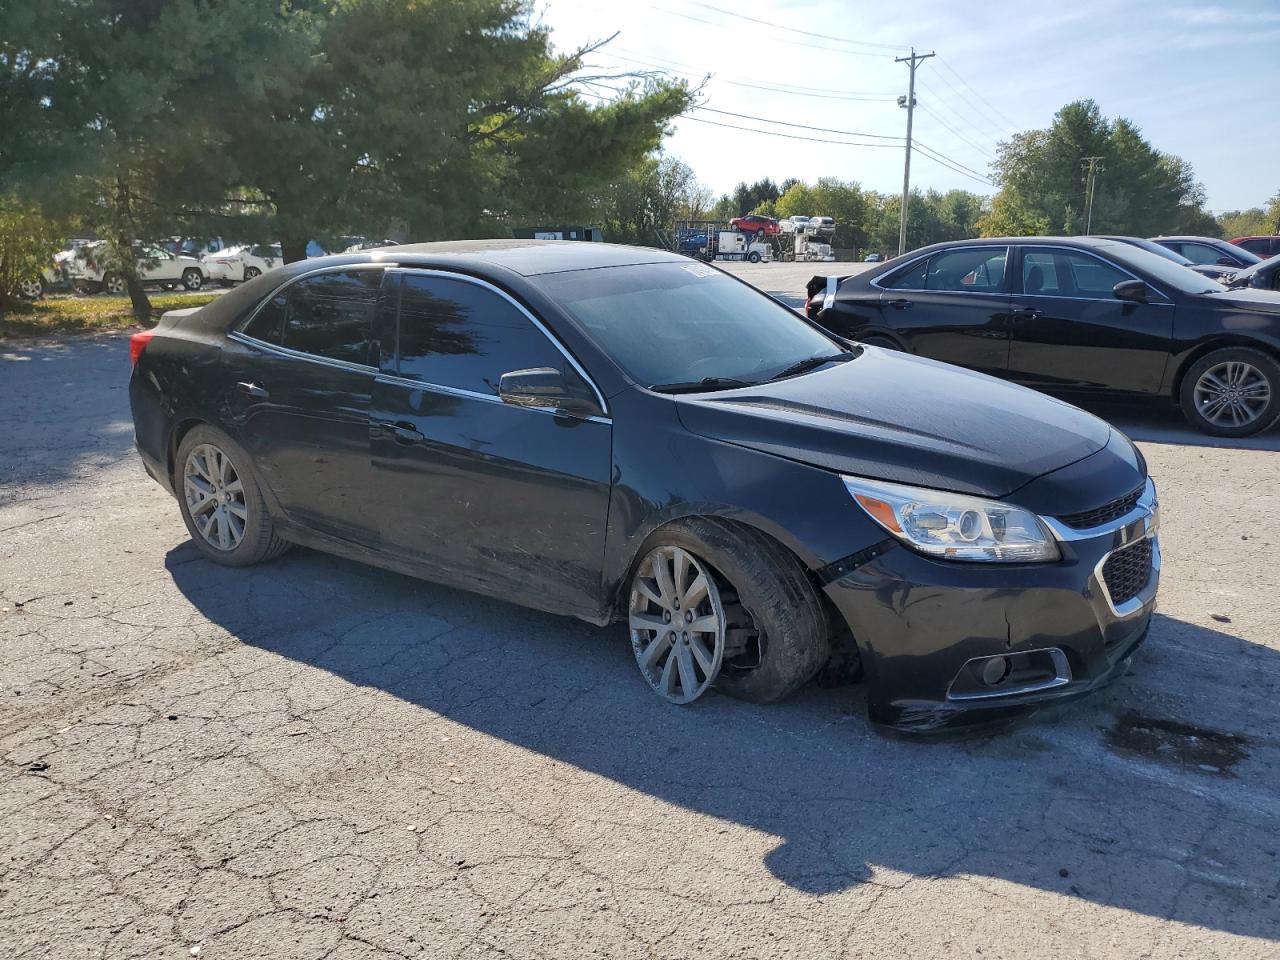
824;481;1160;733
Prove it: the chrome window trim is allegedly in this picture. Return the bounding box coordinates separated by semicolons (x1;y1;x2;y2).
869;244;1012;293
234;261;394;338
389;266;610;418
1018;245;1173;304
227;329;377;375
374;372;610;426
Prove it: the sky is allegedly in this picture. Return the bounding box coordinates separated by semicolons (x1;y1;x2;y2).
538;0;1280;213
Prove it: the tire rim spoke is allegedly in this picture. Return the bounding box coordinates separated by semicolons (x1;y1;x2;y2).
1195;361;1269;427
628;545;725;704
184;443;247;551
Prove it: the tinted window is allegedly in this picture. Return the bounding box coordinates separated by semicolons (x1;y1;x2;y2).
283;270;381;365
1021;251;1060;293
1178;242;1226;265
534;262;840;389
242;289;287;344
395;275;563;395
883;258;929;290
1237;238;1274;257
926;248;1006;292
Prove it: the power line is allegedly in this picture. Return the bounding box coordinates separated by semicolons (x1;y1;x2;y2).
936;57;1021;132
594;51;898;102
916;74;1011;143
916;103;997;161
680;114;908;148
912;138;991;180
642;3;890;58
694;105;903;140
683;0;909;52
912;143;995;187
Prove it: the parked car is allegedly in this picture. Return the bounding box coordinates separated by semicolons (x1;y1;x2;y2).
809;216;835;239
203;244;282;284
130;240;1158;733
729;214;780;237
1097;235;1237;282
1150;235;1260;271
865;253;883;263
806;236;1280;437
780;216;810;234
66;241;207;293
163;237;226;259
675;232;709;255
1223;253;1280;293
1229;235;1280;259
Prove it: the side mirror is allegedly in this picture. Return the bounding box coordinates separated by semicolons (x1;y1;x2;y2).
498;366;603;419
1113;279;1150;303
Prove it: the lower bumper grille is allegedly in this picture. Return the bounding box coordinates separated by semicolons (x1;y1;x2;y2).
1102;538;1154;606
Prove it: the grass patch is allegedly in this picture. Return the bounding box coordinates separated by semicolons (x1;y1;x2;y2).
0;293;219;338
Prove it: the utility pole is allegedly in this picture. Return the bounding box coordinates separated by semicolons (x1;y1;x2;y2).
1081;156;1104;235
896;48;934;257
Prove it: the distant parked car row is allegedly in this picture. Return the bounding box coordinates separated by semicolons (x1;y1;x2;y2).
727;214;836;241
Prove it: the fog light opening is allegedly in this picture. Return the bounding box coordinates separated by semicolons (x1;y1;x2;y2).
980;655;1012;687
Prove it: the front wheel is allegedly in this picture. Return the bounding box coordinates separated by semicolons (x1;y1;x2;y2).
626;518;831;705
102;272;127;295
181;268;203;291
243;265;261;282
17;278;42;299
747;251;761;264
176;426;292;566
1179;347;1280;437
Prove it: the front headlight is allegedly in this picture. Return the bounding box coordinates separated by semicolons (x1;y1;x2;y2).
842;476;1060;563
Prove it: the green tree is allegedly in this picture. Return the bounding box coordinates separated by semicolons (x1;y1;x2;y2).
0;196;63;308
591;154;710;246
985;100;1214;238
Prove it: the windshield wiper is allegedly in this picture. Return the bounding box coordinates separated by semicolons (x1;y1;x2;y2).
765;352;855;383
649;377;757;394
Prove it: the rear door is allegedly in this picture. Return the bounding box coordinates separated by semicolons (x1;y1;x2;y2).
875;245;1012;375
228;266;385;545
370;269;612;618
1005;246;1173;394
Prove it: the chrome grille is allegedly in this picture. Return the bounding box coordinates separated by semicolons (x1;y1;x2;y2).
1056;484;1145;530
1102;538;1154;606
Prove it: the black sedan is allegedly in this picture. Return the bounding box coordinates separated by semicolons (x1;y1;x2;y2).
1097;235;1237;282
131;240;1158;732
1150;235;1261;272
807;237;1280;437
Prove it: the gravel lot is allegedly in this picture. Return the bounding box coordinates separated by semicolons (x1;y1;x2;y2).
2;288;1279;958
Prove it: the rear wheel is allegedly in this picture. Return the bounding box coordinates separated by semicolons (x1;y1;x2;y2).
626;519;831;705
17;278;42;299
181;268;203;291
1179;347;1280;437
102;272;127;295
176;426;292;566
243;265;261;281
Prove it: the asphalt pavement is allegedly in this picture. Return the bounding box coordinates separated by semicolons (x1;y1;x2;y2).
2;296;1279;958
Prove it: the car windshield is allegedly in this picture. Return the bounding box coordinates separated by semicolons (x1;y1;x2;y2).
1093;242;1227;295
535;261;844;389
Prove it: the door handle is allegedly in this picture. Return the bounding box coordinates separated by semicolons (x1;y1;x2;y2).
236;381;269;399
1010;306;1043;320
886;298;914;310
376;420;423;445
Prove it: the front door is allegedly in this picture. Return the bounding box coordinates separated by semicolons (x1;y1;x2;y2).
370;270;612;618
1005;246;1173;394
877;245;1012;376
229;266;386;545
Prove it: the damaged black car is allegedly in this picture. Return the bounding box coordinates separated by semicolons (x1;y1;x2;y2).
129;240;1159;732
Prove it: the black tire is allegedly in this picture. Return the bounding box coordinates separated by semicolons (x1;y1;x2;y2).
243;265;261;281
175;425;292;567
1178;346;1280;437
102;272;127;296
747;251;761;264
859;335;900;350
629;518;831;703
181;268;203;291
756;228;766;238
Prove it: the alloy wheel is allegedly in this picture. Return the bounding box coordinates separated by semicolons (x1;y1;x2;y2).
18;278;42;299
1193;361;1271;428
183;443;247;551
629;546;726;704
104;274;127;295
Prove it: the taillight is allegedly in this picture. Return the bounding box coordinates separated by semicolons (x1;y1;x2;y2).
130;330;155;368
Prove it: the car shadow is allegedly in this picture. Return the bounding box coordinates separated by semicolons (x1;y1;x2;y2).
166;543;1280;940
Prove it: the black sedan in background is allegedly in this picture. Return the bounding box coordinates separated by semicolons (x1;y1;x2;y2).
1150;235;1261;272
1097;235;1237;282
130;240;1158;732
807;237;1280;436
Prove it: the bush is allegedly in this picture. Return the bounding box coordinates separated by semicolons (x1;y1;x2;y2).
0;197;63;306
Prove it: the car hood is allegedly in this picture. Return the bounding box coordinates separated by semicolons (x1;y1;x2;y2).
1201;288;1280;311
674;348;1114;498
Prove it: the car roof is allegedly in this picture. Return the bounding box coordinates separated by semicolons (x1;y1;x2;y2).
901;236;1130;257
307;239;686;277
1149;235;1229;243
